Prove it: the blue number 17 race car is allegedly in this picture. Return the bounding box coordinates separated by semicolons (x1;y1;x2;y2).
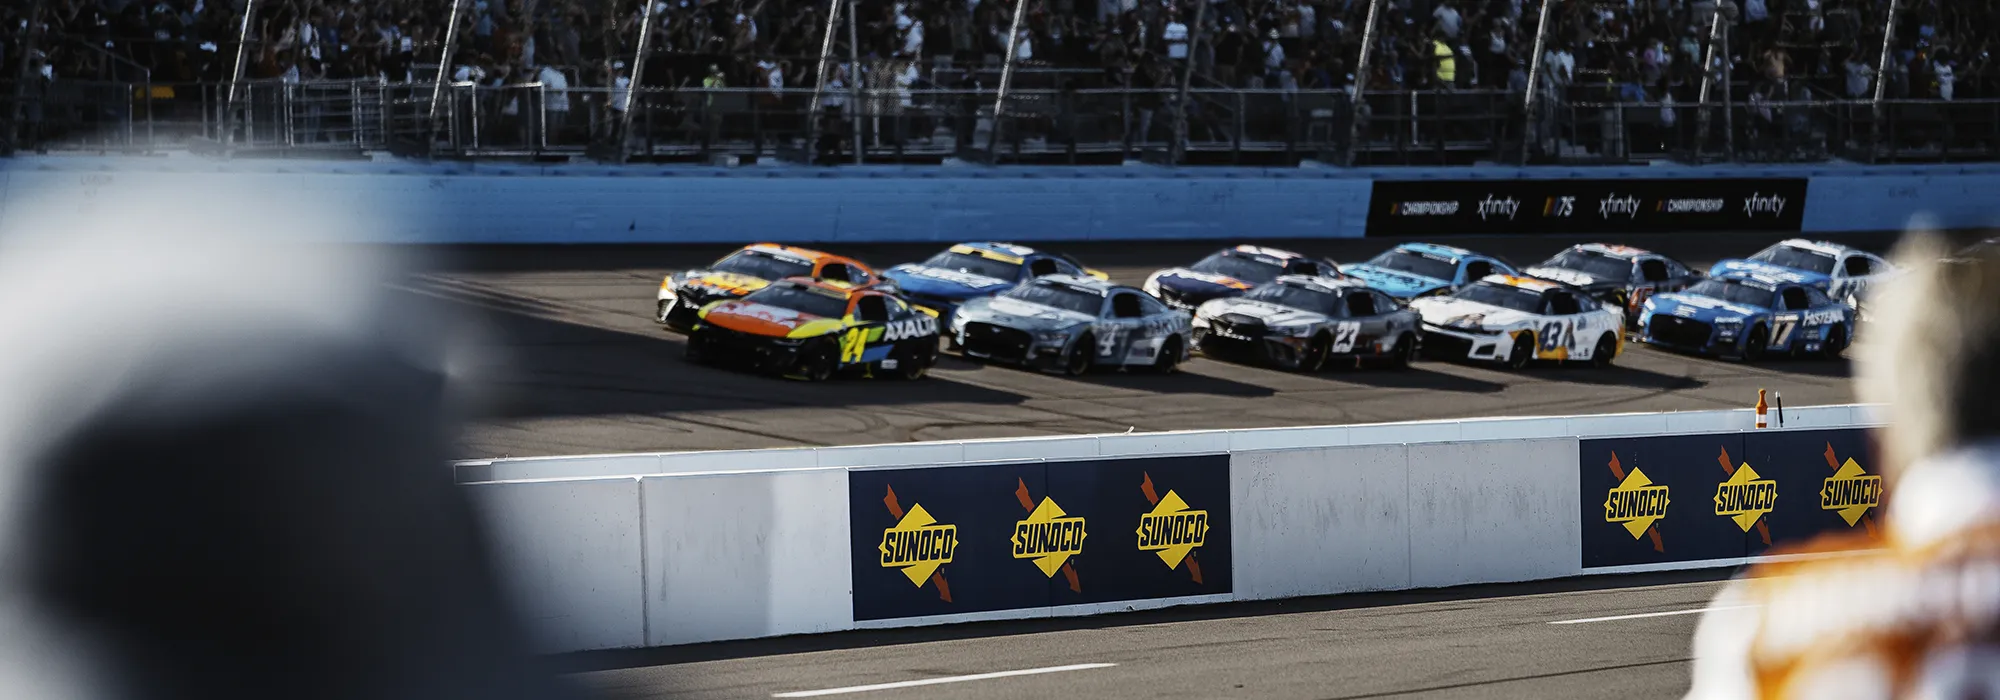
1637;270;1855;361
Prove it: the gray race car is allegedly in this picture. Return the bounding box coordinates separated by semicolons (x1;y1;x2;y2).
1193;275;1422;371
947;275;1194;376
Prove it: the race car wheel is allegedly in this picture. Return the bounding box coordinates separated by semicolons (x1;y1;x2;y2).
1820;325;1849;361
1743;326;1770;362
796;340;838;382
1299;334;1330;373
1144;337;1184;375
1387;333;1417;369
1504;333;1535;370
889;342;935;380
1589;333;1618;369
683;332;711;365
1063;335;1095;377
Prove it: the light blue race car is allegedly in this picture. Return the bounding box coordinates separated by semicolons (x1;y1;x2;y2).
880;242;1108;324
1638;270;1855;361
1338;242;1517;300
1708;239;1894;301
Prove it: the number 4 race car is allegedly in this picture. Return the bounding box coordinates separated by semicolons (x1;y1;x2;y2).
1410;275;1625;369
684;277;940;381
948;275;1194;376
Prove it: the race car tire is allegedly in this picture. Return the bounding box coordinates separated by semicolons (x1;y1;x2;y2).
1504;333;1534;370
796;340;838;382
683;332;711;365
1820;325;1849;361
1143;337;1184;375
1589;333;1618;369
1063;335;1095;377
1743;326;1770;362
889;341;935;380
1299;334;1331;373
1387;333;1417;369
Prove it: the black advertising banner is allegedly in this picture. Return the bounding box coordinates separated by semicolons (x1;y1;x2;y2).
849;455;1232;622
1366;178;1809;237
1580;428;1882;570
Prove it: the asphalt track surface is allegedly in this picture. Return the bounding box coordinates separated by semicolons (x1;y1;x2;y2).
420;231;1902;459
558;569;1737;699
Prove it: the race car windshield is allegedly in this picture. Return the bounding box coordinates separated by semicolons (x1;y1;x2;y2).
1190;252;1285;284
742;285;849;319
1243;283;1340;315
1685;279;1776;307
1454;282;1542;312
1005;282;1102;315
922;251;1021;281
1544;250;1632;280
711;250;814;280
1366;250;1458;281
1749;245;1837;274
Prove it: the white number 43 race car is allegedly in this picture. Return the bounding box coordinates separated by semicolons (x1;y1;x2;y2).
1410;275;1626;369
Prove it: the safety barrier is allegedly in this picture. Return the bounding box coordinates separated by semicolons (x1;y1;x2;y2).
460;404;1883;653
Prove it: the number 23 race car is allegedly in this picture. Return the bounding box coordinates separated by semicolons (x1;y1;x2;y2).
684;277;940;381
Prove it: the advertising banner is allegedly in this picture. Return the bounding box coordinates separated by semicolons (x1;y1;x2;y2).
1367;178;1809;237
849;455;1232;622
1579;428;1878;569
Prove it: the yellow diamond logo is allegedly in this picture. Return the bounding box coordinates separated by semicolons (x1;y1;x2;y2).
1713;463;1778;532
1137;490;1209;569
878;504;957;587
1011;497;1086;577
1605;467;1671;539
1820;458;1883;527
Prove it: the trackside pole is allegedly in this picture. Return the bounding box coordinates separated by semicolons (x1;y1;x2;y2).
617;0;660;163
804;0;844;163
1344;0;1383;166
427;0;469;153
987;0;1029;157
222;0;260;153
1517;0;1553;164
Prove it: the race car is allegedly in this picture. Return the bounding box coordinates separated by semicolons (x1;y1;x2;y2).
1192;275;1421;371
947;274;1193;376
1339;243;1518;300
1521;243;1702;323
1637;270;1854;361
1142;245;1341;311
1709;239;1895;301
1411;275;1625;369
881;242;1108;322
683;277;940;381
657;244;882;332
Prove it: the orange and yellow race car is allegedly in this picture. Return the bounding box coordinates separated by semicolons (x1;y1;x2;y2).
684;277;941;381
656;243;883;332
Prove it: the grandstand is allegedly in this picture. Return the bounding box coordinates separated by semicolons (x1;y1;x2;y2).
2;0;1994;164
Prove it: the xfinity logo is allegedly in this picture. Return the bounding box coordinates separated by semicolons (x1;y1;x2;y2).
1743;192;1787;217
1598;194;1641;219
1477;195;1520;221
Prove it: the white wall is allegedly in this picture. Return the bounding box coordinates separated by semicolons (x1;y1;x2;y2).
1233;445;1414;600
464;478;647;653
1405;439;1579;588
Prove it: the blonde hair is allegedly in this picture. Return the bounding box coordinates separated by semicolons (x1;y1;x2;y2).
1855;231;2000;475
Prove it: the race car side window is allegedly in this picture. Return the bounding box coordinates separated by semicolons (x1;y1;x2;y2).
1804;286;1835;307
1842;255;1873;277
1464;259;1495;282
1547;290;1583;315
819;263;855;283
1111;293;1145;318
1289;260;1323;276
1639;259;1670;282
1028;258;1062;277
1780;287;1811;311
1371;291;1400;311
855;294;891;322
886;296;913;316
1345;290;1378;317
1136;294;1171;316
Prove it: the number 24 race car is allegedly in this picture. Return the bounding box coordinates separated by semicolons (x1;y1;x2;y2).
684;277;941;381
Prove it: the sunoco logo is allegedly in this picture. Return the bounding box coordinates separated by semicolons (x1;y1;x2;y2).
879;485;953;601
1604;452;1669;550
1820;443;1882;530
1136;473;1208;580
1010;479;1086;586
1713;446;1777;541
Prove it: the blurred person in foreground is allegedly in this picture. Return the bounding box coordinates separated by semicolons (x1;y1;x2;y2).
1685;232;2000;699
0;217;578;699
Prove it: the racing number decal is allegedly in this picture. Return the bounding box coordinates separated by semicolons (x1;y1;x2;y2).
1332;322;1360;353
1772;318;1799;348
1539;321;1572;352
840;327;870;363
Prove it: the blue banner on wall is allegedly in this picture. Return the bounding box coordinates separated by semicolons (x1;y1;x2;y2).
1580;428;1880;569
850;455;1232;622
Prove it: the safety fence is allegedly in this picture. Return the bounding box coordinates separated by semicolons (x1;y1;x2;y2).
457;404;1882;653
8;79;1999;167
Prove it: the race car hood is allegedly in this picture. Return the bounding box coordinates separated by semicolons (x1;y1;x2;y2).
1338;264;1449;298
1197;298;1328;328
676;270;775;296
1646;292;1766;322
882;264;1016;300
1408;296;1535;331
1708;259;1832;289
1155;268;1256;296
955;295;1096;331
700;299;843;338
1522;265;1619;292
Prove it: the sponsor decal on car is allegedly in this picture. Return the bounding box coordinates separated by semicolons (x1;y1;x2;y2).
883;315;939;341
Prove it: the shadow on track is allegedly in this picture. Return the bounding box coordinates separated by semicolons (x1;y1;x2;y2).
548;568;1736;673
1315;364;1511;394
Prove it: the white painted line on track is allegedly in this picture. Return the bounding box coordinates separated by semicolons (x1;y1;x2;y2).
772;663;1118;697
1548;604;1761;625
